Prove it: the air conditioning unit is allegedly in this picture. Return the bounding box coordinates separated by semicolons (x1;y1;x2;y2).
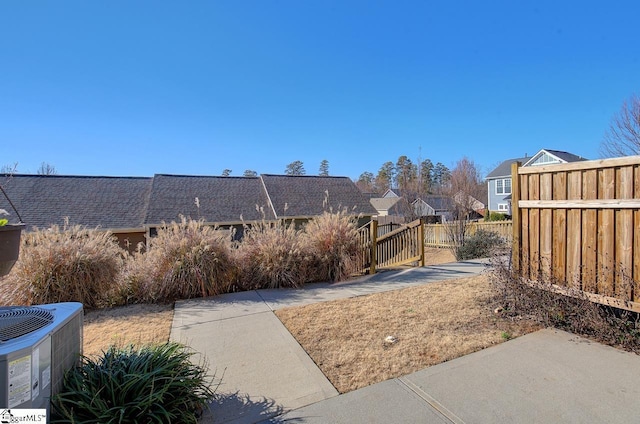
0;302;83;412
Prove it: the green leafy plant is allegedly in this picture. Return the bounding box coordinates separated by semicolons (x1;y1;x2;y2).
485;212;509;222
51;342;214;424
0;207;8;226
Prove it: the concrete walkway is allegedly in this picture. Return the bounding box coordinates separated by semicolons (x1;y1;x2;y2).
170;260;640;423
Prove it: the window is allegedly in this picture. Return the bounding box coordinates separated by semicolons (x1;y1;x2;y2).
496;178;511;195
498;203;509;211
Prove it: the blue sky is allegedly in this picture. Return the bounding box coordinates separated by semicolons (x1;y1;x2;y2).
1;1;639;179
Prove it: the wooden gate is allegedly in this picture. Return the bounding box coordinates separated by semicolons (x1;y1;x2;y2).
357;218;425;274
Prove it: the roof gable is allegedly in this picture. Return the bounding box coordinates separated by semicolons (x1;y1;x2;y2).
487;149;587;179
370;197;402;212
523;149;587;166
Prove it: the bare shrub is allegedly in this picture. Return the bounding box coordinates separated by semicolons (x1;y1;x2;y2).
455;229;505;261
234;220;310;289
302;211;360;282
490;259;640;353
0;223;126;308
124;217;235;303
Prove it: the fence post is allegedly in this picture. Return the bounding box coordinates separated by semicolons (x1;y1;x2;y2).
370;219;378;275
511;162;521;273
418;218;425;267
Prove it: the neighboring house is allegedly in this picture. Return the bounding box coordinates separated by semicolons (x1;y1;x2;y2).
486;149;587;214
371;192;473;223
0;173;377;250
369;197;404;217
412;195;455;221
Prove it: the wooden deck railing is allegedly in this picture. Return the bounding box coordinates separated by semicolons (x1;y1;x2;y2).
376;219;424;269
356;219;513;274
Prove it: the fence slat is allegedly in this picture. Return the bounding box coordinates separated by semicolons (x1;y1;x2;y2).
566;170;582;289
552;171;567;284
598;167;615;297
616;166;634;300
540;173;553;281
582;169;597;293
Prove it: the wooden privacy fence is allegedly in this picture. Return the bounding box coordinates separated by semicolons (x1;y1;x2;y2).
423;221;512;247
511;156;640;312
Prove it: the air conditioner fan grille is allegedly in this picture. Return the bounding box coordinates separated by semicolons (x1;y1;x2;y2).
0;307;55;342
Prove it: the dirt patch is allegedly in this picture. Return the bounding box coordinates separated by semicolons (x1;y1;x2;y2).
83;303;174;357
275;274;541;393
423;247;455;265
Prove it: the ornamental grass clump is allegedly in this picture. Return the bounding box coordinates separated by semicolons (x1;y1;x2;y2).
235;220;310;289
302;210;360;282
51;342;214;424
0;222;126;308
125;217;235;303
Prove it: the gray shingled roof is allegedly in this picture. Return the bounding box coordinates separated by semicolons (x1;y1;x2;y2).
0;174;152;230
260;175;378;218
537;149;587;163
488;149;588;179
486;157;529;179
1;173;377;231
422;195;455;211
144;175;274;225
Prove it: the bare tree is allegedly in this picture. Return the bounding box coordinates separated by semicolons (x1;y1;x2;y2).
37;162;57;175
444;157;485;260
600;93;640;157
243;169;258;177
1;163;18;174
221;169;232;177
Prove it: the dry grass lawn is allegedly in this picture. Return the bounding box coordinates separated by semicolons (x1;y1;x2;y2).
83;303;174;357
276;274;541;393
82;247;540;394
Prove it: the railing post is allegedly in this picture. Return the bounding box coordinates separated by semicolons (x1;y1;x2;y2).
418;218;425;267
511;162;521;273
370;219;378;275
